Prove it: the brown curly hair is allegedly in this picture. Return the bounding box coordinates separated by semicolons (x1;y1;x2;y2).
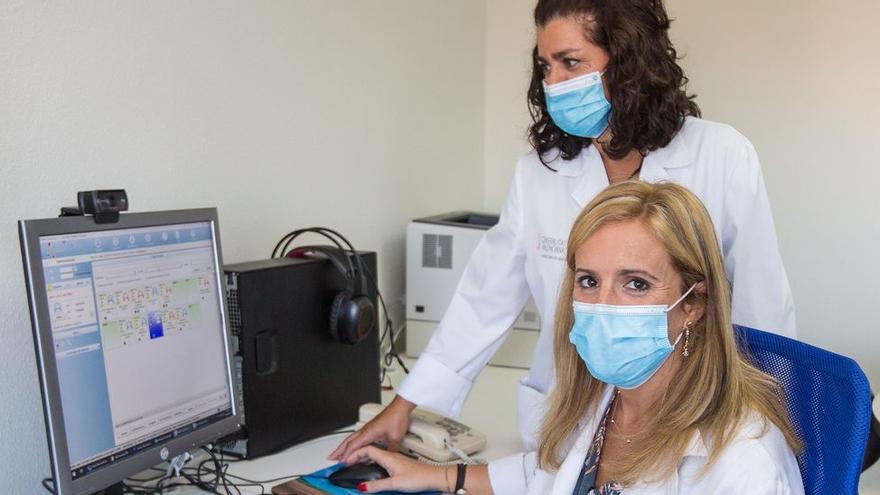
529;0;700;166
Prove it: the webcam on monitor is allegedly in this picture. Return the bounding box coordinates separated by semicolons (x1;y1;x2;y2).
59;189;129;223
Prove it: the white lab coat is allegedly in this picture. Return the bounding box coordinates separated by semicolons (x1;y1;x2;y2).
486;386;805;495
398;117;796;449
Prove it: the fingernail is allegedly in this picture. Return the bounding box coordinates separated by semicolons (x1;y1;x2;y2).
358;482;368;492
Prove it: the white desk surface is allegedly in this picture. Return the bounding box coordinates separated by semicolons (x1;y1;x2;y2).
159;362;527;494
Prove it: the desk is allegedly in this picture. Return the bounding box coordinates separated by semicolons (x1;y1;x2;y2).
160;362;527;494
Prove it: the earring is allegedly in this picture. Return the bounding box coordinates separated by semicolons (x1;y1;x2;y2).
682;321;693;357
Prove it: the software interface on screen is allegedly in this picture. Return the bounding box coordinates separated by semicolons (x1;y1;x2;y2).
39;222;233;479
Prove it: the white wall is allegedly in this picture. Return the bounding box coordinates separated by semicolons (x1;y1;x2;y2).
482;0;880;489
483;0;535;208
0;1;485;490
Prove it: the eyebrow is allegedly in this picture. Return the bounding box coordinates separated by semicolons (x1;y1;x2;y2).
574;268;662;283
619;269;661;283
536;48;581;63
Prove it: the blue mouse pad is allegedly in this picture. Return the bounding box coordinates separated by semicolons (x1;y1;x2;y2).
300;464;439;495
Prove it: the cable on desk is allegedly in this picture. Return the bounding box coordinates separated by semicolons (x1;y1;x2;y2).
42;430;360;494
211;429;357;489
41;478;55;494
221;471;316;486
126;467;169;483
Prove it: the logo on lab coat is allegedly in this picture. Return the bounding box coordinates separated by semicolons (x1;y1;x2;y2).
537;234;566;261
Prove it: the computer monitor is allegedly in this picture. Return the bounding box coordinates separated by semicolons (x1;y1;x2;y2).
18;208;241;495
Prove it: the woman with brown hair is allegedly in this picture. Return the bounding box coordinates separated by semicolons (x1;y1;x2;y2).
332;0;795;467
345;182;804;493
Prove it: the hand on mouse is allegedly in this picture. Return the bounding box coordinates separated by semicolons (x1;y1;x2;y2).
328;395;415;461
342;445;447;493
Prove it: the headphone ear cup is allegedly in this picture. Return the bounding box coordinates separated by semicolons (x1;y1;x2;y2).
330;292;376;345
350;295;376;343
329;290;352;343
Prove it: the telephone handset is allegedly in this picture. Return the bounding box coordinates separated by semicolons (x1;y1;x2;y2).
357;403;487;462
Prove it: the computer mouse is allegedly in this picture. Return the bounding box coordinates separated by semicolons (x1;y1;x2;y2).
328;462;390;488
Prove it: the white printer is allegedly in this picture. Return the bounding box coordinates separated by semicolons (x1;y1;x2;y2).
405;211;539;368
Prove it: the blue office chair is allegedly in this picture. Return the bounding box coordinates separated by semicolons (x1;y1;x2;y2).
866;399;880;471
735;325;873;494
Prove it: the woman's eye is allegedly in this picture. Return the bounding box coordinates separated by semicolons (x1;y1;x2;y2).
624;278;650;291
564;58;580;69
539;63;550;75
577;275;597;289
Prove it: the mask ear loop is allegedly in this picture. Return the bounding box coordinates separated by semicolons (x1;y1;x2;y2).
671;327;686;348
667;283;698;353
666;283;697;313
592;70;612;145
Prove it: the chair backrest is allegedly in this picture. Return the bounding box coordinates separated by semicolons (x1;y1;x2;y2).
735;325;872;494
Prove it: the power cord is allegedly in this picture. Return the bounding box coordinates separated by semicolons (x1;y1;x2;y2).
42;447;294;494
125;446;300;494
380;320;409;389
356;257;408;377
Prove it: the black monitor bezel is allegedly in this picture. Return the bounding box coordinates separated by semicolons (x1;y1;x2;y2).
19;208;242;495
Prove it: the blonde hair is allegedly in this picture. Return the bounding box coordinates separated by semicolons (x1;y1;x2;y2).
537;181;801;484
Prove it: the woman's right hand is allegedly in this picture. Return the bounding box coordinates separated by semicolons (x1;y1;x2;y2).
341;445;449;493
328;395;416;461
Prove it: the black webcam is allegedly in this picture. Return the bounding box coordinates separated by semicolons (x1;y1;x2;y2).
60;189;129;224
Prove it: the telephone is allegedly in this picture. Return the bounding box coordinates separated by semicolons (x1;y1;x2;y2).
357;403;487;462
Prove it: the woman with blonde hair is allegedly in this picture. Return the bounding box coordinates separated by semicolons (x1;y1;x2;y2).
344;181;804;494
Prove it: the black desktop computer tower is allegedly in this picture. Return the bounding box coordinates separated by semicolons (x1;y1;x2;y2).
222;253;381;458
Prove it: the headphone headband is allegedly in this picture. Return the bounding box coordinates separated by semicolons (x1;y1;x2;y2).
289;245;358;294
274;227;369;296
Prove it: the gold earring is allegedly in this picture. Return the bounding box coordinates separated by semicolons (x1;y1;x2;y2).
682;321;693;357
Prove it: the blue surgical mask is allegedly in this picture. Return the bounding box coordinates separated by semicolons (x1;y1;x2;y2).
568;285;696;389
543;71;611;138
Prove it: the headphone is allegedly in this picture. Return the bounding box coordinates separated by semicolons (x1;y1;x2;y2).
272;228;376;345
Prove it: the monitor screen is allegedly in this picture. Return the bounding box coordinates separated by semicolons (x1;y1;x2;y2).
19;208;241;495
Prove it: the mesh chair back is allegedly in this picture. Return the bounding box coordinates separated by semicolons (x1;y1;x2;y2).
735;325;872;494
